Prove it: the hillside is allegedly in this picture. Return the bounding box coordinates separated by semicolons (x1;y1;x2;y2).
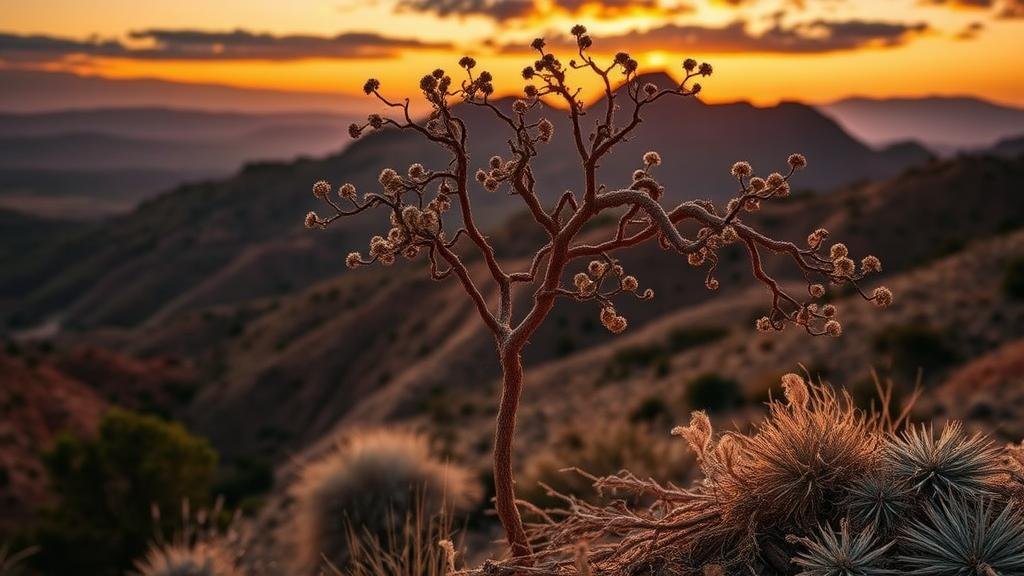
85;154;1024;461
0;73;932;330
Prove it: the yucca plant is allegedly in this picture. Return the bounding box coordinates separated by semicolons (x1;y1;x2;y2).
787;520;895;576
898;497;1024;575
845;471;914;536
884;422;1002;499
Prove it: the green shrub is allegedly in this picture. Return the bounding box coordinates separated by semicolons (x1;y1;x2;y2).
28;408;217;575
1004;256;1024;300
684;373;744;413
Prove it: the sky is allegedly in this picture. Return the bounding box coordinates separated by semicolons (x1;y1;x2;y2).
2;0;1024;108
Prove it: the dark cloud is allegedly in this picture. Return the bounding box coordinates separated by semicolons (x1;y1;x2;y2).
0;29;450;63
999;0;1024;17
956;20;985;38
501;19;930;55
920;0;994;7
395;0;691;21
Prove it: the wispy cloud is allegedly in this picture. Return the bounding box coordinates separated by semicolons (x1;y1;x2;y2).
395;0;692;21
0;29;451;63
498;19;931;54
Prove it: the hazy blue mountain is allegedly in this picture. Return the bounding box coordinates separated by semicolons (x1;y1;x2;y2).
820;96;1024;152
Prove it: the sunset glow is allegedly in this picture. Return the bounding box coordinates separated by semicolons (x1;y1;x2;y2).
3;0;1023;107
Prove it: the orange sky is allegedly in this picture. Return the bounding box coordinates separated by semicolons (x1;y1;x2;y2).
3;0;1024;107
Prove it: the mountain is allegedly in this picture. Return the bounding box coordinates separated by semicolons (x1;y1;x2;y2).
0;72;932;330
0;69;375;114
0;107;363;218
987;134;1024;158
820;96;1024;152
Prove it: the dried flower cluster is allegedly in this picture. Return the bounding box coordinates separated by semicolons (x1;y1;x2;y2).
302;25;893;560
465;376;1024;576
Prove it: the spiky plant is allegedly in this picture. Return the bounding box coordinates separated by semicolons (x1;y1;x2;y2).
787;520;895;576
898;498;1024;575
711;378;877;534
884;422;1002;499
130;543;238;576
291;430;478;573
845;471;914;536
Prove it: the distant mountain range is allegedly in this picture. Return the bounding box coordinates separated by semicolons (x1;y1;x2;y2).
819;96;1024;153
0;72;936;331
0;107;362;218
0;69;373;114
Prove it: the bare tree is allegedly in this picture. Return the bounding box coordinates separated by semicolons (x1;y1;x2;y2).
304;25;892;562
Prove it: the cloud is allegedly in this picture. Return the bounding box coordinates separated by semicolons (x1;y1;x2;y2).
0;29;451;63
956;20;985;38
999;0;1024;17
395;0;692;21
920;0;994;7
500;19;930;55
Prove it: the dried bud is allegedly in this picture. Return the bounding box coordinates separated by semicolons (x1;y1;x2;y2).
706;278;720;291
339;183;357;199
688;251;706;267
787;153;807;170
822;304;837;317
348;123;361;139
698;62;713;76
346;252;362;269
833;257;855;277
363;78;380;94
744;198;761;212
408;163;426;179
809;283;825;298
683;58;697;72
588;260;606;277
304;211;320;229
721;226;738;244
781;373;809;409
824;319;842;337
531;38;546;51
807;228;828;249
672;411;713;460
643;151;662;166
622;275;639;292
312;180;331;199
829;243;849;260
766;172;784;187
749;177;766;191
643;83;658;96
730;161;753;178
872;286;893;308
756;316;772;332
861;255;882;274
489;156;503;169
379;168;399;187
458;56;476;69
571;24;587;36
513;99;528;114
573;272;590;290
538;118;554;142
483;178;499;192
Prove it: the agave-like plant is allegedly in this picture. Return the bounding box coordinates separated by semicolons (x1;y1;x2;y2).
884;422;1002;499
787;520;896;576
898;497;1024;576
845;471;914;536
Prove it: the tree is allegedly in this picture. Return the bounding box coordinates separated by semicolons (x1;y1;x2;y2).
303;25;893;562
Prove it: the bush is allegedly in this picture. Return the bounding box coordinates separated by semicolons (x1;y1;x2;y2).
505;376;1024;575
1004;256;1024;300
291;430;478;573
28;408;217;575
684;373;744;413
